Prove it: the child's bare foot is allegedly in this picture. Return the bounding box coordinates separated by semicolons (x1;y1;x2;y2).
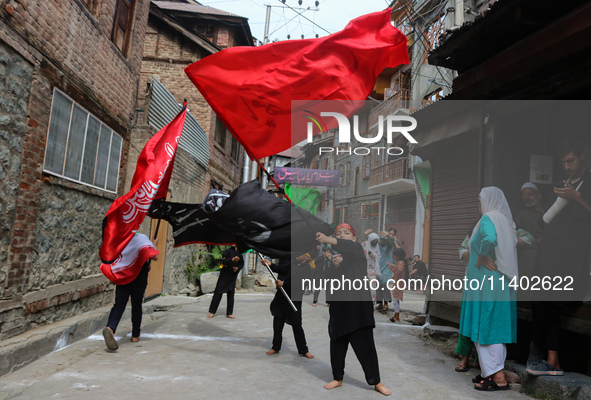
312;302;317;307
207;313;215;318
324;380;343;390
375;383;391;396
226;315;235;319
131;336;140;343
302;352;314;359
266;349;279;355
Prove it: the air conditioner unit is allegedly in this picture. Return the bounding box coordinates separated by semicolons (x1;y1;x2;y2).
384;88;394;99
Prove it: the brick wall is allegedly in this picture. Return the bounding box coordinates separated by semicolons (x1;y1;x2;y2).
0;0;150;340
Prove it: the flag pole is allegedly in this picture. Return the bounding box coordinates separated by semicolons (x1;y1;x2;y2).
254;159;293;204
255;252;297;312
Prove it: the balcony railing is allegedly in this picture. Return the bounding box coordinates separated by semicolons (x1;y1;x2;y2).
369;157;409;188
369;89;411;127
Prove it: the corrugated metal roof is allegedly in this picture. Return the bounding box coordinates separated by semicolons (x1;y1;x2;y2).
152;1;246;19
148;77;210;168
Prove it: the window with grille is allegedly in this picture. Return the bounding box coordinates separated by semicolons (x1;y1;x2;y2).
44;89;122;193
343;206;349;223
338;164;344;186
112;0;136;57
354;167;359;195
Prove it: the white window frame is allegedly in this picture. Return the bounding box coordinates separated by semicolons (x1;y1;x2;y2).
43;88;122;193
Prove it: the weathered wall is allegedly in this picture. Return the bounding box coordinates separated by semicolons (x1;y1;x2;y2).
0;42;32;298
0;0;150;340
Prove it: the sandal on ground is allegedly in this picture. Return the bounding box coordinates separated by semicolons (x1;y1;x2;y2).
376;303;383;311
474;377;509;391
131;336;140;343
389;316;397;323
472;374;483;383
383;304;389;312
455;363;470;372
102;327;118;351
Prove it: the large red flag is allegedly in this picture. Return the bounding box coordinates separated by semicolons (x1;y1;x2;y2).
99;103;187;263
185;8;409;160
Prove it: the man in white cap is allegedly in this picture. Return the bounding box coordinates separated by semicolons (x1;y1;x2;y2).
514;182;545;246
513;182;545;281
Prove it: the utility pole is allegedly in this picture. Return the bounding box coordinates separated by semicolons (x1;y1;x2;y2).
262;3;320;44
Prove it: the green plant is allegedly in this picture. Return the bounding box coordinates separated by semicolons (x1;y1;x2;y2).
186;245;227;284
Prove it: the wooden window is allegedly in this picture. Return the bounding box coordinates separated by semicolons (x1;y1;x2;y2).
423;88;444;107
345;161;351;185
44;88;122;193
338;164;344;186
373;149;382;168
334;207;341;225
320;157;329;170
362;202;380;218
112;0;136;57
343;206;349;223
319;191;327;211
82;0;101;16
354;167;359;195
214;116;227;149
362;155;370;179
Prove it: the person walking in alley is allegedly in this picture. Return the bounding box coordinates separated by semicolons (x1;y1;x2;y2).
376;232;396;312
460;187;518;391
387;247;406;323
208;245;244;319
364;233;382;302
316;223;391;396
100;233;159;351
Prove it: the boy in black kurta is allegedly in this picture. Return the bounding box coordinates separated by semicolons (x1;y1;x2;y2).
316;223;391;396
208;245;243;319
261;257;314;359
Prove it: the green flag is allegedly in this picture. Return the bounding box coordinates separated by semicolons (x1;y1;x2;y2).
285;182;322;215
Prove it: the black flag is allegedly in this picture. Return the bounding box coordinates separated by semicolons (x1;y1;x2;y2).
148;181;333;258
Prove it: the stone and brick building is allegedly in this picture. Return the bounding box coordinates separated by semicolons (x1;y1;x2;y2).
0;0;150;340
130;0;252;296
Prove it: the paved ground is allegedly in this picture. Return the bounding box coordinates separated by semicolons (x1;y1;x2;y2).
0;291;532;400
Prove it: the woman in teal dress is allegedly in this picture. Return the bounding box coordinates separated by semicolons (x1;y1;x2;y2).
460;187;518;391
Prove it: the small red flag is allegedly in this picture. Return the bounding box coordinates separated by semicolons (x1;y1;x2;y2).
185;8;409;160
99;103;187;263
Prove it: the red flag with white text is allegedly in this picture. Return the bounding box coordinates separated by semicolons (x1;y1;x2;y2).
184;8;409;160
99;103;187;263
100;233;159;285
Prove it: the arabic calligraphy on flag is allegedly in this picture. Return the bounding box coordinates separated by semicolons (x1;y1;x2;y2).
274;167;340;187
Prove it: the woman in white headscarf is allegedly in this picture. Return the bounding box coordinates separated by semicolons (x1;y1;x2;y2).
365;233;382;302
460;187;518;392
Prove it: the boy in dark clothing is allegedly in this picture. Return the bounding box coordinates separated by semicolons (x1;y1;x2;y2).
208;245;243;319
261;257;314;359
316;223;391;396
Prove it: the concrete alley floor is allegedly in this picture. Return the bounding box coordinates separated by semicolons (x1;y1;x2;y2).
0;291;532;400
